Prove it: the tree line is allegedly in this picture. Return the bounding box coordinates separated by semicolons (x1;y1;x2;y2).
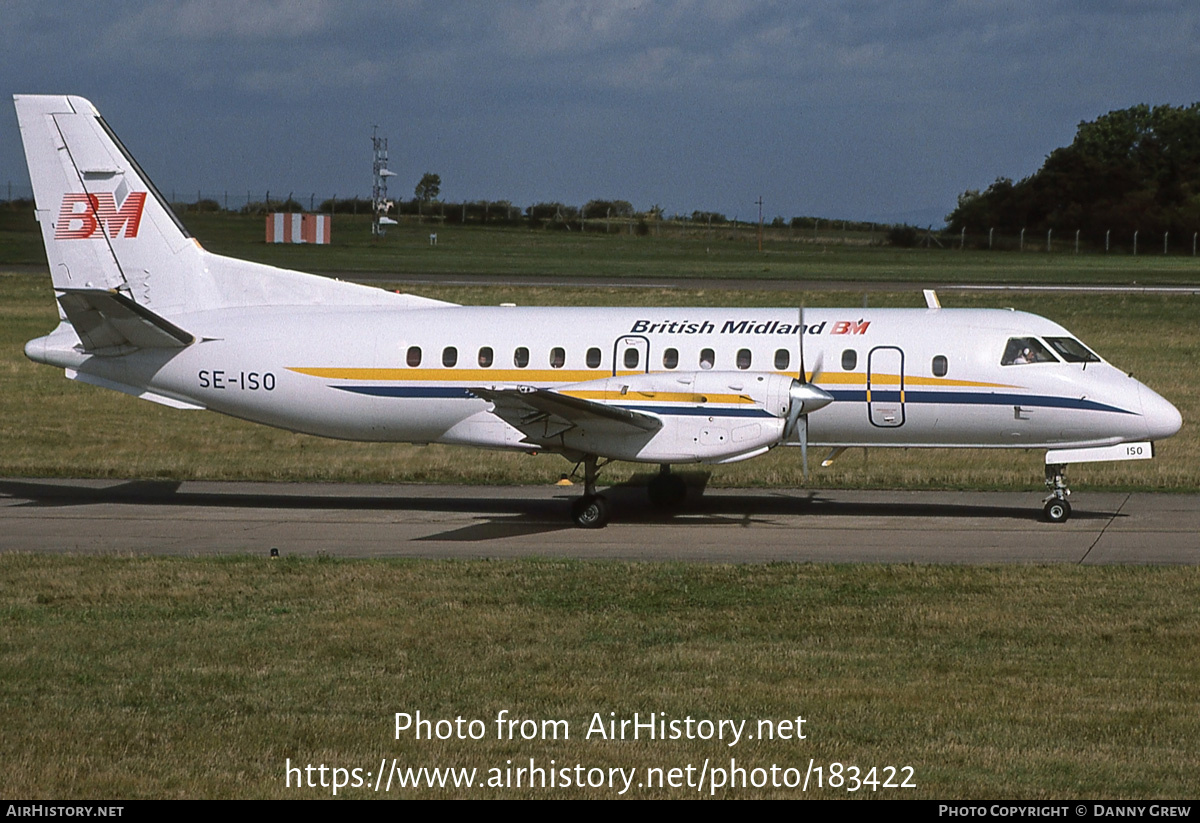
947;103;1200;244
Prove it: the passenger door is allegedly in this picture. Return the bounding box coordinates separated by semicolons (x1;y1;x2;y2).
867;346;905;427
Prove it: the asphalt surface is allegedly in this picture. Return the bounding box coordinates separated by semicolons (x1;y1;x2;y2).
1;478;1196;564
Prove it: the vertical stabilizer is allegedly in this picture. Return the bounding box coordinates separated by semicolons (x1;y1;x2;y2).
14;95;218;315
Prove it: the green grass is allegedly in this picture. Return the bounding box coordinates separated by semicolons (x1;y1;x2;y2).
2;271;1197;492
5;206;1200;283
2;556;1198;799
185;213;1200;283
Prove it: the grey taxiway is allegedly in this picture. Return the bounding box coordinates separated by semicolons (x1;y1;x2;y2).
1;478;1196;564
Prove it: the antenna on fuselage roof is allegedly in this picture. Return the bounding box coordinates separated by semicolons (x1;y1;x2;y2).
923;289;941;309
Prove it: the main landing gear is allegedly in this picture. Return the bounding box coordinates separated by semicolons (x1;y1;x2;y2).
570;461;688;528
1043;463;1072;523
570;455;609;529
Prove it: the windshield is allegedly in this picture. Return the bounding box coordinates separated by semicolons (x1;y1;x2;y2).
1044;336;1100;363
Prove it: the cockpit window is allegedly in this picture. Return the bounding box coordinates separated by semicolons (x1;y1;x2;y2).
1001;337;1058;366
1045;337;1100;363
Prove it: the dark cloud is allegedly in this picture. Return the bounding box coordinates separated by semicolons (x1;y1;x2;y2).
4;1;1198;223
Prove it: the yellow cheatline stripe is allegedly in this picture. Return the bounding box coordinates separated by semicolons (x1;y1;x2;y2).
906;375;1017;388
818;372;1016;389
289;367;614;382
289;367;1018;391
561;390;755;405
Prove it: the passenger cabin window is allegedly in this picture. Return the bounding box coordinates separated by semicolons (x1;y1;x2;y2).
663;348;679;369
932;355;948;377
406;346;422;367
774;349;790;370
586;347;602;368
1001;337;1058;366
550;347;566;368
841;349;857;371
1045;337;1100;363
442;346;458;367
623;347;640;369
514;347;530;368
736;348;752;370
699;348;715;370
478;347;493;367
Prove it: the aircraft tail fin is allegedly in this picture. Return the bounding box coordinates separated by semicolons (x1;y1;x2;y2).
14;94;219;317
15;94;456;319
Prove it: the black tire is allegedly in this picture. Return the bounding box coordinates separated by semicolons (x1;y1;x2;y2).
572;495;609;529
1043;499;1071;523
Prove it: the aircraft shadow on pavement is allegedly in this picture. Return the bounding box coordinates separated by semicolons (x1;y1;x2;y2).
0;477;1122;544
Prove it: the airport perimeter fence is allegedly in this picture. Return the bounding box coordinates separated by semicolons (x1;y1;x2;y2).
945;226;1200;256
4;182;1198;255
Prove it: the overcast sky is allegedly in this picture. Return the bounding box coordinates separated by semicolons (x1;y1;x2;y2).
4;1;1198;225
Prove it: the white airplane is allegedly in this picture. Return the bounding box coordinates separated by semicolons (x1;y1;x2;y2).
14;95;1183;528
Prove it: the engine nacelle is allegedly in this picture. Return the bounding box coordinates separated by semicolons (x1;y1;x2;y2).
555;370;793;463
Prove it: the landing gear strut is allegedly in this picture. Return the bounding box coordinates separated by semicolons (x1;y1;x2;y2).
647;464;687;509
570;455;609;528
1043;463;1071;523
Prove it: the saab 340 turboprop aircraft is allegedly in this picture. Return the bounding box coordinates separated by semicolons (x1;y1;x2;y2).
14;95;1183;527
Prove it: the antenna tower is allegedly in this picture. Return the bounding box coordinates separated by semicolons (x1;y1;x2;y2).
372;126;397;236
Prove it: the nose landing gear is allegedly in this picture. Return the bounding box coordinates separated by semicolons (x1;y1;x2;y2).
1043;463;1071;523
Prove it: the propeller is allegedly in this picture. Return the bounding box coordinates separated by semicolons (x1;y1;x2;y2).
784;306;834;479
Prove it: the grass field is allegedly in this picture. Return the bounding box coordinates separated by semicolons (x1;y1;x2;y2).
5;206;1200;283
3;557;1199;799
164;212;1200;283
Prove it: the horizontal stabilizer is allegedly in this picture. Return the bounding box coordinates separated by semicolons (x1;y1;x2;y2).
58;288;194;352
66;369;206;410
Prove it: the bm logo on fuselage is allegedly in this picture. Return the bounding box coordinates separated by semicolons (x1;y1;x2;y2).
55;191;147;239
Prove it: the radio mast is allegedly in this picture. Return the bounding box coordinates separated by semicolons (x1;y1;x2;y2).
371;126;397;237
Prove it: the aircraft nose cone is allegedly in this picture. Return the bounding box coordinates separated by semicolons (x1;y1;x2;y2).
1139;383;1182;441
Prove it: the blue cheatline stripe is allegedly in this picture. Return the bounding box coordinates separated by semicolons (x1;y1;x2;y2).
334;386;475;398
334;385;1136;416
833;390;1134;414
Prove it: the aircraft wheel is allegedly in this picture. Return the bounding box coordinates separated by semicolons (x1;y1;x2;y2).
647;473;687;509
572;494;609;529
1043;499;1071;523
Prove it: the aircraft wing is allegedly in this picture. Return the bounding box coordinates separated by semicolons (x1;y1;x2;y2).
57;288;194;352
471;386;663;442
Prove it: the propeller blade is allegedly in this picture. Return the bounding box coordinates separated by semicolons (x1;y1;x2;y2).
785;303;833;479
797;305;805;383
807;349;824;384
800;415;809;480
784;397;803;440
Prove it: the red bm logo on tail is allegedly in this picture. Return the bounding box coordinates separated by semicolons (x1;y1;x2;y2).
55;192;147;239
